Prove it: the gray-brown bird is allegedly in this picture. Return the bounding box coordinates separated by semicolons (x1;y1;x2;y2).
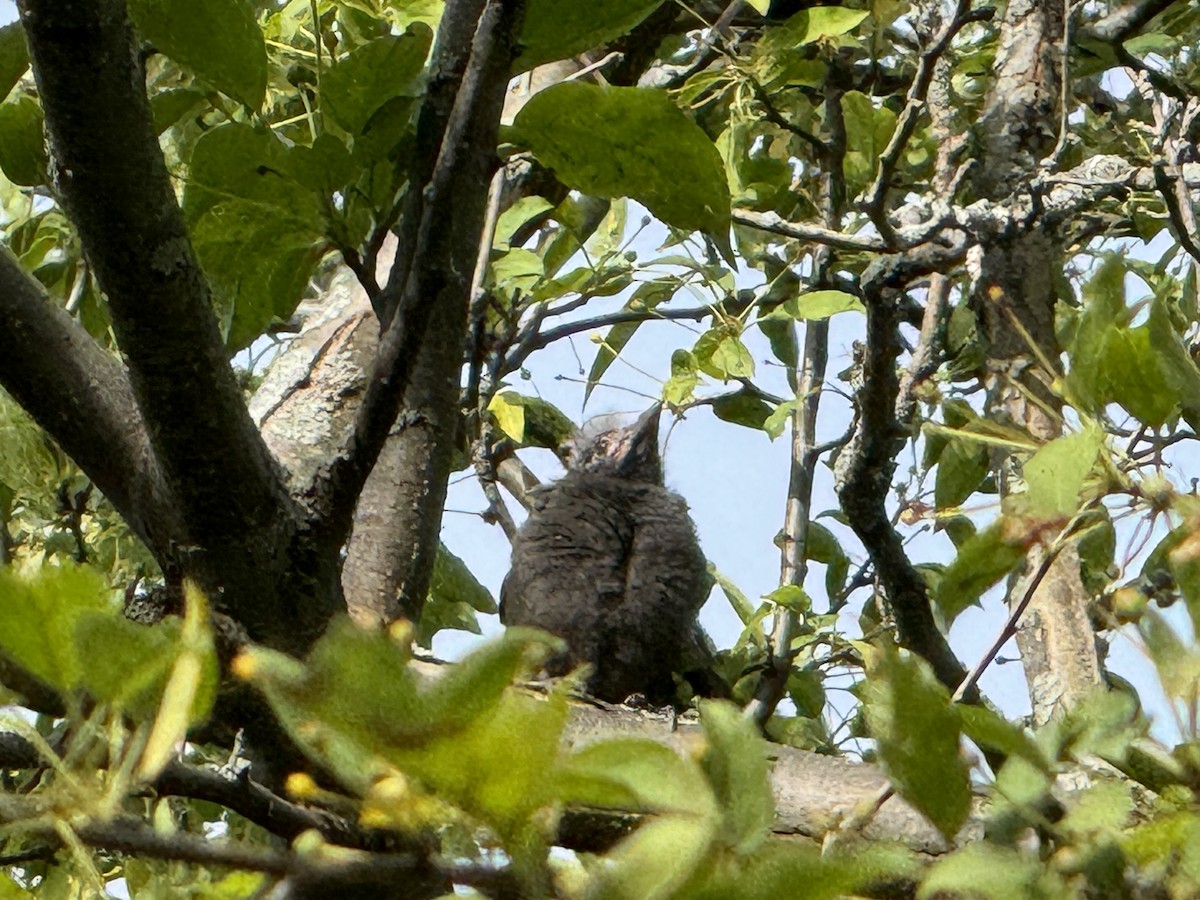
499;406;720;704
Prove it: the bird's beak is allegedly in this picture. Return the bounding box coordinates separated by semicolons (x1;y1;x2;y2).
631;402;661;447
614;403;662;479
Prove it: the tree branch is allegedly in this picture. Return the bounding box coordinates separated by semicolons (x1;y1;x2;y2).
18;0;314;650
0;250;179;556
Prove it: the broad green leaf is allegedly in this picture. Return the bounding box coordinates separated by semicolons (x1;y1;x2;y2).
0;566;110;693
244;621;557;776
1148;296;1200;430
863;648;971;840
765;289;865;320
842;90;896;180
807;521;850;600
558;738;716;817
957;706;1051;773
919;845;1053;900
711;391;772;430
184;123;324;225
0;22;29;103
591;816;714;900
321;28;432;135
1059;780;1133;836
512;83;731;236
150;87;207;135
392;686;568;847
0;94;46;187
681;841;917;900
759;317;798;372
1140;608;1200;702
695;328;755;380
517;0;662;73
759;7;870;52
1021;427;1103;519
765;584;810;613
191;201;325;351
1067;256;1129;412
934;437;989;510
415;543;497;648
128;0;267;109
700;700;774;853
492;248;544;295
494;196;555;247
934;518;1031;623
1106;325;1180;426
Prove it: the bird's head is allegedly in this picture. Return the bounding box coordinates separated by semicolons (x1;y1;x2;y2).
565;404;663;483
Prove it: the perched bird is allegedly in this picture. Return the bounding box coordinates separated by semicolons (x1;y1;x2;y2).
500;405;720;704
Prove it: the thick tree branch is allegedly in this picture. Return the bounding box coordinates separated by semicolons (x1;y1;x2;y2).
319;0;526;552
18;0;319;650
0;250;178;555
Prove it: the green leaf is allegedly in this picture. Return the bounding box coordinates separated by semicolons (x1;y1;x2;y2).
934;518;1031;624
415;543;497;648
934;437;989;510
190;200;325;351
919;845;1052;900
0;566;110;694
759;317;798;372
128;0;267;109
558;738;716;817
1148;296;1200;430
1021;426;1103;519
1059;779;1133;836
512;83;731;236
150;87;207;135
700;700;774;853
807;521;849;600
494;196;555;247
429;542;494;619
322;29;432;135
759;7;870;52
184;123;324;225
516;0;663;73
1106;325;1180;426
842;91;896;185
245;622;558;783
0;22;29;103
663;349;700;407
765;584;810;613
695;328;755;380
957;706;1051;773
863;648;971;840
1140;608;1200;702
710;565;757;626
590;817;714;900
0;94;46;187
711;391;772;430
681;841;917;900
762;396;798;440
765;289;865;320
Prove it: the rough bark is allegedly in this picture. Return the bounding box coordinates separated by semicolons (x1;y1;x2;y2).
972;0;1104;723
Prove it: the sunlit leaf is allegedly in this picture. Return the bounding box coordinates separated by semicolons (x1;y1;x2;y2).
512;83;731;236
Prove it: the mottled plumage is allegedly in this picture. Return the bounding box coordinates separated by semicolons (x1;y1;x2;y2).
500;406;718;704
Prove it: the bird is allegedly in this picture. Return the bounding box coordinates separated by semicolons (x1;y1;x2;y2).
499;405;722;705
